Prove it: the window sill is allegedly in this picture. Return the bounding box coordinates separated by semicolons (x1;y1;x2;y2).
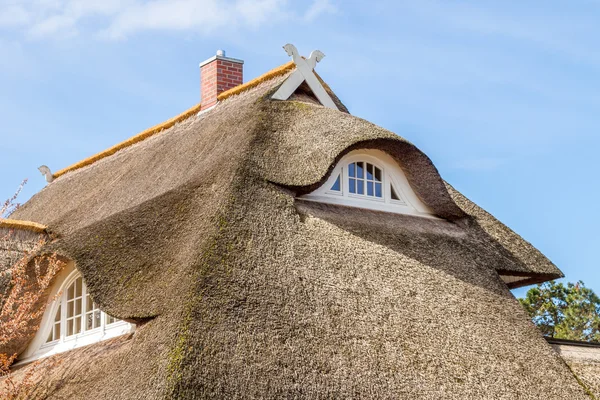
16;321;134;365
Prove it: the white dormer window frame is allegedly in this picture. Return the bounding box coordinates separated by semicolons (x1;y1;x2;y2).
16;264;134;365
301;149;436;218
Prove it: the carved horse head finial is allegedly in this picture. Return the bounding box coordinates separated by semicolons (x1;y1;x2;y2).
38;165;54;183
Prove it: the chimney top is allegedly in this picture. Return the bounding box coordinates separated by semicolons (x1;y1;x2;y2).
199;50;243;68
199;50;244;107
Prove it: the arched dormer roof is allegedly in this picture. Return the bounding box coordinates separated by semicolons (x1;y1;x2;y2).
301;149;435;218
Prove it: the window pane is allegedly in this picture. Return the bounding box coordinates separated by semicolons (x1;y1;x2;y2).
391;185;400;200
375;183;382;198
74;317;81;335
56;276;106;340
367;181;374;196
47;330;53;342
75;278;82;297
357;162;364;179
348;163;355;178
49;306;62;342
330;174;341;191
374;167;382;182
349;178;356;193
55;305;61;322
367;164;373;180
357;179;364;195
94;311;101;328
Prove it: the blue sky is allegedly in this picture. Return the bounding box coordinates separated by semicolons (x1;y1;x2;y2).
1;0;598;298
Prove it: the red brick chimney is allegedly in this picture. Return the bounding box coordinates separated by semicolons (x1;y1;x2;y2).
199;50;244;108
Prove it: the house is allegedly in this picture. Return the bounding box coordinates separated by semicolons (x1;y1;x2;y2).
0;46;594;398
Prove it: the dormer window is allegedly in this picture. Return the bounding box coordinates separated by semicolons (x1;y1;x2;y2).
45;275;123;344
301;149;435;218
348;162;382;198
17;266;135;364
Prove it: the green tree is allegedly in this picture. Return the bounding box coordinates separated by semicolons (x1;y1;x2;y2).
519;280;600;342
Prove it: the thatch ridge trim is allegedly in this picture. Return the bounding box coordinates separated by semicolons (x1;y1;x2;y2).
52;62;295;180
0;218;47;233
217;61;295;101
52;103;203;179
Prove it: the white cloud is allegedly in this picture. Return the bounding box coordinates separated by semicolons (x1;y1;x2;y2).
0;0;328;40
402;0;600;67
235;0;290;27
29;14;77;37
0;5;31;28
102;0;287;40
304;0;336;22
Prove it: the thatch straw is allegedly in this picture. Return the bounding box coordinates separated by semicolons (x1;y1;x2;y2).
550;341;600;398
51;103;203;179
0;219;47;233
217;61;295;101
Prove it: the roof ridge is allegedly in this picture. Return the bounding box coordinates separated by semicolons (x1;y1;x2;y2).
53;103;203;179
217;61;294;102
0;218;47;233
52;61;296;180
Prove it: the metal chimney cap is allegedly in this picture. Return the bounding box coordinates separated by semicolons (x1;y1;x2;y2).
199;50;243;68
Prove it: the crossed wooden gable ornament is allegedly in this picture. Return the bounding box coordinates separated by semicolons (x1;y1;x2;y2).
272;44;339;110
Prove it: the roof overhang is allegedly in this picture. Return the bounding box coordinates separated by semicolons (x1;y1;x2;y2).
500;272;561;289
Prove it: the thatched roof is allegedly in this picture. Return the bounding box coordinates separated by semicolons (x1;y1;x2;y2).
0;225;48;297
3;67;584;399
0;219;47;233
0;225;53;358
0;226;45;274
548;338;600;397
